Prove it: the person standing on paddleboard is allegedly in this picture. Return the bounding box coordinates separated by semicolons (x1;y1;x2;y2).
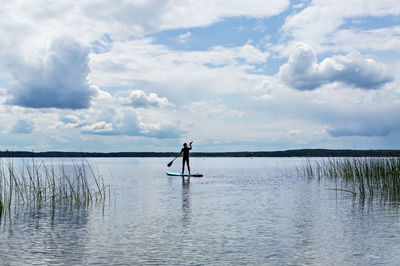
181;141;193;178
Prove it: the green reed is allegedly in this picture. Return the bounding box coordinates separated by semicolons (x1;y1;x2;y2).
0;158;108;222
297;157;400;201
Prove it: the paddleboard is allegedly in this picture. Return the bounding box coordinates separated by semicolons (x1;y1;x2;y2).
166;172;203;177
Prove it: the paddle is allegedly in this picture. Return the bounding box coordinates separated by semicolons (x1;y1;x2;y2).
167;155;179;167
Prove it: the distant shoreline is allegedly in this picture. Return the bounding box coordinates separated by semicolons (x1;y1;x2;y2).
1;149;400;158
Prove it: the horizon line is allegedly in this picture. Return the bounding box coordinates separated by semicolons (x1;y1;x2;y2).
0;149;399;157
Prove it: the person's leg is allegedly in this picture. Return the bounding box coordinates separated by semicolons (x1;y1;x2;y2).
187;158;191;178
182;158;185;174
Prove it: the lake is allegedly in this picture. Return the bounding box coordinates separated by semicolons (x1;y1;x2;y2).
1;157;400;265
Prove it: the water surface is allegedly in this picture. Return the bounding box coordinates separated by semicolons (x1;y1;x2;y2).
1;157;400;265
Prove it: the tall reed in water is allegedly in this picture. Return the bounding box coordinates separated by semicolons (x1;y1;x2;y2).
0;158;108;222
297;157;400;201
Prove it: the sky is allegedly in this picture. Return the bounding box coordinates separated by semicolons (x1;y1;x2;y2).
0;0;400;152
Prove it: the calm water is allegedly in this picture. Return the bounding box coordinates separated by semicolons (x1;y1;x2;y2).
1;157;400;265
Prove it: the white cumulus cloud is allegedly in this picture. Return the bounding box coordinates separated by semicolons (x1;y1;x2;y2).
6;38;98;109
121;89;173;108
81;121;116;135
80;105;181;138
279;43;393;90
279;0;400;54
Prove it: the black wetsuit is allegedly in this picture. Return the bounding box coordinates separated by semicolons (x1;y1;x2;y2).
181;146;191;163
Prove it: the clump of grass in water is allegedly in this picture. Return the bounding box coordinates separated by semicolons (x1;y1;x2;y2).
297;157;400;201
0;158;109;223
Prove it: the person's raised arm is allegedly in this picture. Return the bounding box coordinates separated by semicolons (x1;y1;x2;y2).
189;141;193;150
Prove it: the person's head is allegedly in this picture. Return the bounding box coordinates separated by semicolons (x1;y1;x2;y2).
183;143;187;147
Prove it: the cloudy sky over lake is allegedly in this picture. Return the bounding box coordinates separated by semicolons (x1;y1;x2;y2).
0;0;399;152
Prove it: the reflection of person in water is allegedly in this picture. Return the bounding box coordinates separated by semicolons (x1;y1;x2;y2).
181;181;191;227
180;141;193;179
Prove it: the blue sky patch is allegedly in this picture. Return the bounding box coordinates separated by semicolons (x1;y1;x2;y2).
150;16;285;51
0;79;8;88
341;15;400;31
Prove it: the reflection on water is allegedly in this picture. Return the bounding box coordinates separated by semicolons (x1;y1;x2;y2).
1;157;400;265
181;180;191;228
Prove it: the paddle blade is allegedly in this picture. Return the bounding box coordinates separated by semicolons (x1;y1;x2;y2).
167;161;173;167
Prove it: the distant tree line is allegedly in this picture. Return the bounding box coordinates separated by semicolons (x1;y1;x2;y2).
1;149;400;158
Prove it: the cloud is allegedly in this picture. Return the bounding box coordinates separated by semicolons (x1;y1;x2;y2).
8;119;34;134
139;122;182;139
80;106;180;138
325;110;400;138
279;0;400;54
193;43;270;65
331;26;400;52
254;77;400;139
114;108;142;136
81;108;141;136
6;37;98;109
54;88;182;139
327;123;395;137
89;39;268;103
0;0;290;62
183;101;245;119
160;0;289;30
279;43;393;90
81;119;181;138
178;32;191;43
121;90;173;108
81;121;117;135
322;92;400;137
60;115;81;125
